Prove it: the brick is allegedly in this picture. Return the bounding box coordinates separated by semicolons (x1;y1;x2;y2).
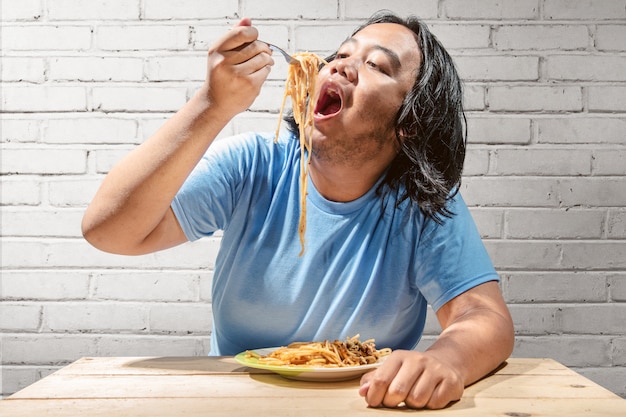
1;85;87;112
1;149;86;175
149;304;212;333
0;366;41;396
454;55;539;81
593;149;626;176
48;0;139;20
0;303;41;331
95;148;134;173
488;86;583;112
145;55;206;81
45;117;138;145
484;240;562;270
561;241;626;270
502;272;607;303
49;57;144;82
139;116;174;140
558;178;626;207
614;338;626;366
506;208;605;239
0;57;46;82
344;0;439;19
0;118;41;143
560;304;626;335
513;336;611;367
0;240;49;268
232;113;280;137
249;83;287;113
443;0;540;19
544;0;626;20
47;179;102;206
468;207;504;238
2;25;92;51
1;270;90;300
294;24;354;54
537;116;626;144
495;24;589;50
12;237;220;269
0;0;42;20
596;25;626;51
430;24;491;50
466;117;532;144
463;85;486;111
144;0;237;19
1;334;96;364
243;0;338;19
588;86;626;112
95;335;205;356
199;272;213;302
493;148;591;176
0;178;40;206
97;25;189;51
463;148;490;176
607;210;626;239
93;271;200;301
92;86;188;112
547;55;626;81
508;304;561;334
191;23;233;50
577;366;626;398
461;177;559;207
0;208;84;237
44;302;148;332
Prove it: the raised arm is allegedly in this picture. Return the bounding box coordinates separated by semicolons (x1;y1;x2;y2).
82;18;273;255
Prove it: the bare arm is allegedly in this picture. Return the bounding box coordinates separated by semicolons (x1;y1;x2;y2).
360;281;514;409
82;18;274;255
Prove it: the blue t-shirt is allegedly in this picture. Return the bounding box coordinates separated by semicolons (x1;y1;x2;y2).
172;130;498;355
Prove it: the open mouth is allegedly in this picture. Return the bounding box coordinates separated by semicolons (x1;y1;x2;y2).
314;83;343;118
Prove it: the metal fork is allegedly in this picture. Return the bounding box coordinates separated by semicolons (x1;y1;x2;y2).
265;42;299;66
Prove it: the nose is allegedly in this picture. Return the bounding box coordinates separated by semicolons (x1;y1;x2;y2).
330;57;358;82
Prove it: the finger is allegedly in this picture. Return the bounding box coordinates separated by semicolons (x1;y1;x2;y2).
212;21;259;55
362;356;404;408
235;17;252;27
424;374;463;409
404;368;440;409
381;362;422;408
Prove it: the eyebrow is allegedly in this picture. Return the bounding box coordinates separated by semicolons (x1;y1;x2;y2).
339;38;402;71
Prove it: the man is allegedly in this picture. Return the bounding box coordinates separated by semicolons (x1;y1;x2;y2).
82;11;514;410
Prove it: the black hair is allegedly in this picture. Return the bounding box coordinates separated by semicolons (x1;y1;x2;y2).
286;10;466;222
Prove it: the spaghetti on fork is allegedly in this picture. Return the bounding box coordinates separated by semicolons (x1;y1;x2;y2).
274;52;327;256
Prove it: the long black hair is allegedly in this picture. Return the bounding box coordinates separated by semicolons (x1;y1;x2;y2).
287;10;466;222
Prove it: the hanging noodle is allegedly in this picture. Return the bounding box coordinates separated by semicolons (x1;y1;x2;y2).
275;52;327;256
245;334;391;368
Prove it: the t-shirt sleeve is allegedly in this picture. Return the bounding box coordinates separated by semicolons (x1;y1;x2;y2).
171;134;253;241
414;193;499;312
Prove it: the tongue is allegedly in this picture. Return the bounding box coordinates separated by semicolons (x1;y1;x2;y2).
322;100;341;115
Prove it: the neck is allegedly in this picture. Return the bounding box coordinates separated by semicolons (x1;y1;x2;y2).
308;157;390;202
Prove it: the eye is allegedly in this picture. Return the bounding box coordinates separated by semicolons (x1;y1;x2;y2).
336;52;349;59
367;60;388;75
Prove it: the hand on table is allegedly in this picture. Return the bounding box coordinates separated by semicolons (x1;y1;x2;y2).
359;350;464;409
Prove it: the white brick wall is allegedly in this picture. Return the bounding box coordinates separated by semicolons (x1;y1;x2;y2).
1;0;625;399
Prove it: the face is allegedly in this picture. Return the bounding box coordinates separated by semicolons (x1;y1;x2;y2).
310;23;421;168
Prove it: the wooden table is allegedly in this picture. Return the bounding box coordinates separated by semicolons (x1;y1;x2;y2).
1;357;624;416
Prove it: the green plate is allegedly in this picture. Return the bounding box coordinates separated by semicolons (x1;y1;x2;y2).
234;347;384;382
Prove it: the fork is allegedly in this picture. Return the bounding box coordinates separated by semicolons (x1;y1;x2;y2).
265;42;299;66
